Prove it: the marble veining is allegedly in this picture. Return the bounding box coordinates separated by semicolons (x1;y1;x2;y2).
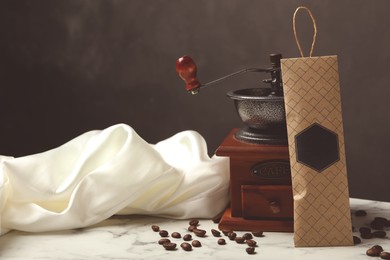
1;198;389;260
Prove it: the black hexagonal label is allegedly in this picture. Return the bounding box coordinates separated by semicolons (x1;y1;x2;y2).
295;123;340;172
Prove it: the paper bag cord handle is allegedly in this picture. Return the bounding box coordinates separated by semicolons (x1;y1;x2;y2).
293;6;317;57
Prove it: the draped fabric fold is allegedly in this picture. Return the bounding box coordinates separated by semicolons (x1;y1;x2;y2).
0;124;229;235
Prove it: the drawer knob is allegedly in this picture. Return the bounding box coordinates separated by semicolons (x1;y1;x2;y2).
269;201;281;214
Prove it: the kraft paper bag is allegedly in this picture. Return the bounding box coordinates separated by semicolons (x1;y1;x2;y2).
280;7;353;247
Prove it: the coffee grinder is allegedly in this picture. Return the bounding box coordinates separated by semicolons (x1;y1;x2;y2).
176;54;293;232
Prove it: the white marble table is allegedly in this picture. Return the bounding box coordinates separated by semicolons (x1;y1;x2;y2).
1;198;389;260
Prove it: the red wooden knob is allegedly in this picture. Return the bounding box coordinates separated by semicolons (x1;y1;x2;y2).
176;56;201;93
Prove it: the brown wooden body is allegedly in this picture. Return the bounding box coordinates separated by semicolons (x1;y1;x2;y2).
216;129;294;232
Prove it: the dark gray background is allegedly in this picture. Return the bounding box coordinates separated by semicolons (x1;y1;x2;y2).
0;1;389;202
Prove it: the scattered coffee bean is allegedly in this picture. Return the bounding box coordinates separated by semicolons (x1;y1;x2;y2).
373;230;387;238
218;238;226;245
375;217;388;223
373;245;384;251
354;210;367;217
163;242;177;251
193;229;206;237
188;225;197;232
158;238;171;245
353;236;361;245
367;248;381;257
243;233;253;240
359;227;371;234
181;242;192;251
159;230;169;237
235;236;245;244
189;219;199;226
228;231;237;240
367;245;384;257
211;229;221;237
361;232;374;239
252;231;264;237
171;232;181;238
246;247;255;255
374;217;390;229
192;240;202;247
380;251;390;260
371;220;385;230
183;234;192;241
151;225;160;232
246;239;257;247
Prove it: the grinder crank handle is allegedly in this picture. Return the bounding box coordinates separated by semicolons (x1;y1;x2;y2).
175;56;202;94
176;55;273;95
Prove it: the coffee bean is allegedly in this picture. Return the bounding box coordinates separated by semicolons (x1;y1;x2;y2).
163;242;177;250
188;225;197;232
374;218;390;229
171;232;181;238
151;225;160;232
359;227;371;234
361;232;374;239
189;219;199;226
158;238;171;245
183;234;192;241
218;238;226;245
367;245;384;257
228;231;237;240
252;231;264;237
159;230;169;237
235;236;245;244
386;220;390;227
353;236;361;245
373;245;384;252
246;239;257;247
375;217;388;223
380;251;390;260
354;210;367;217
367;248;381;257
193;229;206;237
373;230;387;238
191;240;202;247
371;220;385;230
246;247;255;254
211;229;221;237
243;233;253;240
181;242;192;251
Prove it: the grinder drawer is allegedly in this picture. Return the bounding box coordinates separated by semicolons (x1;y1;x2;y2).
241;185;293;219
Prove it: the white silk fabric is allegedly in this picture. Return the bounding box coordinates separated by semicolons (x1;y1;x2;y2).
0;124;229;235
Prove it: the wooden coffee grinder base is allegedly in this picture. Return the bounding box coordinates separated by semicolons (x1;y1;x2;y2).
216;129;294;232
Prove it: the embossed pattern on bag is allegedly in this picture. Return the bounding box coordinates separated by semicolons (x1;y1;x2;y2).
281;55;353;247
